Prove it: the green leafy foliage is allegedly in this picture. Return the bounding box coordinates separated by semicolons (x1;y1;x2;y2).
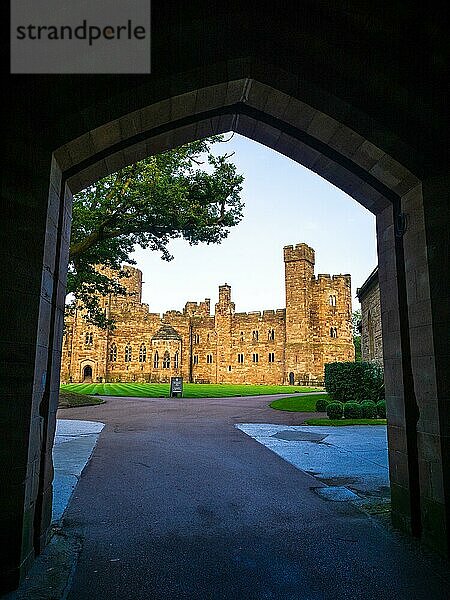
326;402;344;419
315;397;330;412
344;402;362;419
376;400;386;418
360;400;378;419
67;136;244;328
324;362;384;404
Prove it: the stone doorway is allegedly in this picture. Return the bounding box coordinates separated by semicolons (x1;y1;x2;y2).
83;366;93;382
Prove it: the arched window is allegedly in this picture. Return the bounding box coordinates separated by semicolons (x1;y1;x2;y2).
268;329;275;341
330;327;338;338
139;344;147;362
153;350;159;369
109;343;117;362
125;344;132;362
174;351;179;369
252;330;259;342
163;351;170;369
329;295;337;307
84;332;93;345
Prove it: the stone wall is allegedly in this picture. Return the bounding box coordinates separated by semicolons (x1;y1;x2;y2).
357;268;383;366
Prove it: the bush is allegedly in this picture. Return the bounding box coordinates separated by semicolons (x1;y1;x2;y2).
324;362;384;403
344;402;362;419
326;402;343;420
376;400;386;418
360;400;378;419
315;397;329;412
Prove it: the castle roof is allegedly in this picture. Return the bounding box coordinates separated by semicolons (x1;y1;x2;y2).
151;323;181;341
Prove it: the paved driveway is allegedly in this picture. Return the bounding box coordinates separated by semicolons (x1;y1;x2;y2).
58;395;449;600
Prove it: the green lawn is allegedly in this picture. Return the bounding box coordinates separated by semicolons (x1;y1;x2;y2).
269;393;328;412
60;382;322;398
59;391;105;408
304;418;387;426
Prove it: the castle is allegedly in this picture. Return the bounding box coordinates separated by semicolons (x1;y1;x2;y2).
61;243;354;385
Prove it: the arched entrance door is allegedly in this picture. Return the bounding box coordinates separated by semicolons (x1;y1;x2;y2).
83;365;93;382
289;372;295;385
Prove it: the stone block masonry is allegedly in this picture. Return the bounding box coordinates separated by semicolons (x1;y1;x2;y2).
61;243;354;385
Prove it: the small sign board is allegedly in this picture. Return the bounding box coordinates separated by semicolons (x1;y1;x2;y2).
170;376;183;398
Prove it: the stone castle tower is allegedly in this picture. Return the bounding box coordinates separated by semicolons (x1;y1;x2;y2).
61;243;354;385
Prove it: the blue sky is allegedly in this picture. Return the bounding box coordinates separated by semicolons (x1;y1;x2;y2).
131;133;377;315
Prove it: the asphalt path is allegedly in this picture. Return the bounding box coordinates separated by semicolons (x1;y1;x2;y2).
60;395;449;600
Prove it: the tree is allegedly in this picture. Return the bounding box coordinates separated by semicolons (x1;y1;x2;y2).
67;136;244;328
352;309;362;361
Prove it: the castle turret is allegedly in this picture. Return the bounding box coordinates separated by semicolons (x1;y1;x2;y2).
215;284;235;382
283;243;315;383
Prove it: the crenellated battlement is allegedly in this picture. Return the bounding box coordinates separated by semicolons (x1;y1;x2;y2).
283;243;315;264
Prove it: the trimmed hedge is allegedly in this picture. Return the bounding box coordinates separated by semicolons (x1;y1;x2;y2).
344;402;362;419
326;402;343;419
324;362;384;404
315;397;330;412
376;400;386;418
360;400;378;419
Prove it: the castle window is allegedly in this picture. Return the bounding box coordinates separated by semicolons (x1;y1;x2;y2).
268;329;275;341
207;354;213;364
125;344;132;362
163;351;170;369
193;355;199;365
139;344;147;362
252;330;259;342
193;333;200;344
84;332;93;345
228;366;232;372
329;295;337;307
174;352;179;369
153;350;159;369
237;353;244;364
252;353;259;363
109;343;117;362
207;333;210;343
240;331;244;342
268;352;275;363
330;327;338;338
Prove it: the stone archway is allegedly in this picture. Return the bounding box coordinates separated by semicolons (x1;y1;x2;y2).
2;6;448;590
82;365;93;383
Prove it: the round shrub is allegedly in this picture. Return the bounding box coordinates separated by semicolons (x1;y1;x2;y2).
376;400;386;418
360;400;378;419
315;397;329;412
344;402;362;419
326;402;343;420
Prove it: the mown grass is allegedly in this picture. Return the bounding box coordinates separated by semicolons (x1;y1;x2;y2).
269;393;329;412
59;391;105;408
60;382;322;398
304;418;387;426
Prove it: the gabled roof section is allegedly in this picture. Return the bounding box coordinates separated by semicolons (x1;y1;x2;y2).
151;323;181;341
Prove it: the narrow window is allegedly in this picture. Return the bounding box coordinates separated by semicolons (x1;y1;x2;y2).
193;355;199;365
109;343;117;362
153;350;159;369
329;295;337;307
207;333;210;343
268;329;275;341
330;327;338;338
252;353;259;363
240;331;244;342
252;330;259;342
193;333;200;344
174;351;179;369
139;344;147;362
237;353;244;364
85;332;93;345
207;354;213;364
228;365;232;372
268;352;275;363
125;344;132;362
163;351;170;369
